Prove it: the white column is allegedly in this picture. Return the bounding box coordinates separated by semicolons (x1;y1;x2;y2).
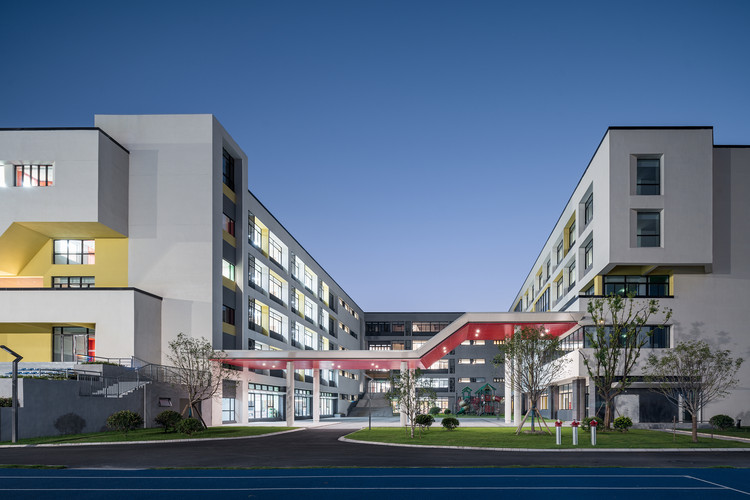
210;361;223;427
678;393;684;424
286;361;295;427
399;361;408;426
237;368;249;424
313;368;321;423
513;382;521;424
504;360;512;424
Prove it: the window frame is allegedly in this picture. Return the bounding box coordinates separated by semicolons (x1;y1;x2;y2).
637;211;661;247
53;240;95;265
636;158;660;195
15;164;54;187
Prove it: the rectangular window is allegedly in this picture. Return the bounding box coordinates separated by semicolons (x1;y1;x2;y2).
584;239;593;270
568;222;576;247
15;164;54;187
52;276;95;288
222;398;236;422
269;310;282;335
304;268;314;290
636;158;660;195
53;240;95;265
249;257;263;290
637;212;660;247
222;214;235;236
269;238;282;265
603;275;669;297
304;300;314;321
559;383;572;410
249;215;262;248
249;299;262;329
556;277;564;298
222;260;235;281
556;241;564;264
584;193;593;225
269;275;282;300
222;305;235;325
568;261;576;287
222;149;235;191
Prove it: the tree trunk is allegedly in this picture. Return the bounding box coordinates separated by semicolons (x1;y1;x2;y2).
692;413;698;443
604;399;612;430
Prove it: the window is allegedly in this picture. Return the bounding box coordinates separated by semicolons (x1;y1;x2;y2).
368;342;391;351
559;383;572;410
555;277;564;299
412;340;426;350
53;326;93;362
539;393;548;410
304;268;314;290
603;275;669;297
222;305;235;325
269;238;282;265
556;241;564;264
222;214;235;236
52;276;94;288
269;310;282;334
568;261;576;287
584;239;593;270
249;258;263;290
428;359;449;369
546;260;550;281
222;149;235;191
412;321;450;334
269;275;282;300
249;215;262;248
637;158;660;195
568;221;576;247
222;260;235;281
458;358;485;365
53;240;95;265
584;193;593;225
304;300;314;321
15;164;54;187
222;398;236;422
249;299;262;329
637;212;660;247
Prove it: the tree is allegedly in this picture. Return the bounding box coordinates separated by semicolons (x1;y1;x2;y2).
386;368;437;438
167;332;235;428
493;325;569;434
583;295;672;429
644;340;744;443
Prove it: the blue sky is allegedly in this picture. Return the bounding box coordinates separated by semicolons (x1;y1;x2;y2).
2;1;749;312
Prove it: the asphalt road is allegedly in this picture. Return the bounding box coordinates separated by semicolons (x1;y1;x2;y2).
1;468;750;500
1;427;749;468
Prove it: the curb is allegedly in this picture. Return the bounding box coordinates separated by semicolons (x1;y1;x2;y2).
0;427;304;449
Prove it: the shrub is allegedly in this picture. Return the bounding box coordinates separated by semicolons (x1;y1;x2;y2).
0;397;12;407
54;413;86;435
428;406;441;415
415;414;435;430
442;417;460;431
709;414;735;430
154;410;183;432
613;416;633;431
444;408;451;415
176;417;204;435
106;410;143;434
581;416;601;432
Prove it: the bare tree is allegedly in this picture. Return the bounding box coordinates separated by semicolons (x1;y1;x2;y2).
644;340;744;442
167;333;235;427
583;295;672;429
386;368;436;438
493;325;569;434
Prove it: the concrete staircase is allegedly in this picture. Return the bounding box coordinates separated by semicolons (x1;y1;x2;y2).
348;392;396;417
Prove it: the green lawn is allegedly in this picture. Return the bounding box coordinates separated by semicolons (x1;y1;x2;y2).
678;427;750;439
347;427;750;449
1;426;293;446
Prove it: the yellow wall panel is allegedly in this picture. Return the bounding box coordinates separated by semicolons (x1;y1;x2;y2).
0;333;52;362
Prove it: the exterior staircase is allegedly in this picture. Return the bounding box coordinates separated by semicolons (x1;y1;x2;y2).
348;392;396;417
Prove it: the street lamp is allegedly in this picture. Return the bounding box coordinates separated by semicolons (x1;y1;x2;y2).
0;345;23;443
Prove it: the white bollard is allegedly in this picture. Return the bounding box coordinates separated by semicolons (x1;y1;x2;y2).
591;419;597;446
555;419;562;445
571;420;579;446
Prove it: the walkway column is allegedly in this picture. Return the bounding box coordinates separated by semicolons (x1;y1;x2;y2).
313;367;320;423
286;361;295;427
210;361;223;427
236;368;249;424
513;379;521;424
399;361;408;426
678;394;684;424
504;360;512;424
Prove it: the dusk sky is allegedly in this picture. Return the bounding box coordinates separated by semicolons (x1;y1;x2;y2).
3;1;749;312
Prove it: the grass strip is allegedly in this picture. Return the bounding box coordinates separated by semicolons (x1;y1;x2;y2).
347;427;750;449
1;426;293;446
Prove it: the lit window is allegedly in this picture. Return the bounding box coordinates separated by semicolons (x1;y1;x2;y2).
637;212;660;247
249;258;263;290
269;237;282;264
269;274;282;299
636;158;660;195
222;214;235;236
222;260;235;281
249;299;262;329
249;215;262;248
53;240;95;265
304;268;313;290
304;300;314;320
15;164;54;187
269;310;282;334
52;276;95;288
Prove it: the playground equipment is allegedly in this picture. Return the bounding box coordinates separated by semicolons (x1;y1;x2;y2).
456;384;503;416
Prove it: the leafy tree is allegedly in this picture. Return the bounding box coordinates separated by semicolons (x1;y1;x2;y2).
644;340;743;442
583;295;672;429
493;325;569;434
167;332;235;428
386;368;436;438
441;417;460;430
